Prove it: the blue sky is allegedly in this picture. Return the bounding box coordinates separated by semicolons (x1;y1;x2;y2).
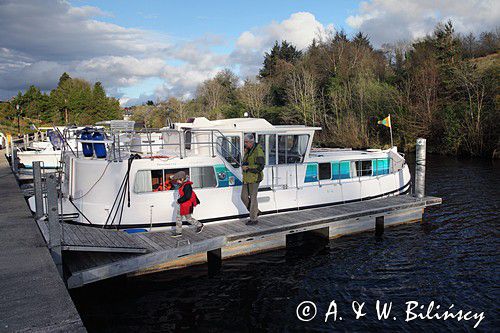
74;0;358;39
71;0;360;102
1;0;498;105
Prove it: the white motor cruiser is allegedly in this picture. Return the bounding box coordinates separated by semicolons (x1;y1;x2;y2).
29;117;411;231
17;126;109;168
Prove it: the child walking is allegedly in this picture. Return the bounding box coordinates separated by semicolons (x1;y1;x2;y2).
171;171;204;237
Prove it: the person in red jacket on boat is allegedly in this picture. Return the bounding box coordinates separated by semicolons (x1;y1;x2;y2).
171;171;204;237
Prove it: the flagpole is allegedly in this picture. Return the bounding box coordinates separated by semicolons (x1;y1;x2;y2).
389;114;394;147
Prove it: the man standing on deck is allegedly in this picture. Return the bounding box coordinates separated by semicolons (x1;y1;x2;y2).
241;133;265;225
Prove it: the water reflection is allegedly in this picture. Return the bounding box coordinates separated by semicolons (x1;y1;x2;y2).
71;155;500;332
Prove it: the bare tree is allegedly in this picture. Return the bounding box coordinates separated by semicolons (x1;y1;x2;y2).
454;63;487;155
238;79;268;117
197;79;226;119
286;65;317;125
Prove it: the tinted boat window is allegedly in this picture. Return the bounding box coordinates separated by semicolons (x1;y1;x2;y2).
318;163;331;180
373;158;390;175
332;161;350;179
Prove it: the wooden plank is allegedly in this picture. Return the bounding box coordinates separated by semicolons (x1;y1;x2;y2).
62;225;78;245
134;233;164;251
63;245;147;254
67;225;94;246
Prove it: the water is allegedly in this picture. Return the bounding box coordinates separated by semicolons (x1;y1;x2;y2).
71;155;500;332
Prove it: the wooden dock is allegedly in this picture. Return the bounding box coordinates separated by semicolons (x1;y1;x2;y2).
0;150;86;332
37;194;440;289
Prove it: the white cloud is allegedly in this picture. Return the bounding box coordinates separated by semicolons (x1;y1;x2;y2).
346;0;500;45
3;1;497;106
231;12;334;79
0;0;171;98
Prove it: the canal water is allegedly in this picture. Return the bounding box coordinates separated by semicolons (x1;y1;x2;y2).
70;155;499;332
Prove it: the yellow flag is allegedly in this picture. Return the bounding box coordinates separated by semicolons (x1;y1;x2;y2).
378;115;391;128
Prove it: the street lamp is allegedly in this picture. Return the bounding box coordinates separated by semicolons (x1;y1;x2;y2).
16;104;20;136
64;98;68;124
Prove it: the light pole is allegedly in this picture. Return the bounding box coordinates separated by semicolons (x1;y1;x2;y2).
64;98;68;124
16;104;20;136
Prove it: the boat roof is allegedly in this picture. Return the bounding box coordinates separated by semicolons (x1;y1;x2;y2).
175;117;321;132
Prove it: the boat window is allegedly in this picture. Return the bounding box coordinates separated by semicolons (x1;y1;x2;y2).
185;130;192;150
190;166;217;188
304;163;318;182
332;161;351;179
318;163;331;180
164;168;189;190
217;135;241;167
356;160;372;177
257;134;266;164
278;135;309;164
268;134;277;165
134;168;189;193
151;169;164;191
134;170;153;193
373;158;390;175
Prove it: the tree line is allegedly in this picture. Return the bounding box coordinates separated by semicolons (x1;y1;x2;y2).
1;21;497;156
0;73;121;134
134;22;498;157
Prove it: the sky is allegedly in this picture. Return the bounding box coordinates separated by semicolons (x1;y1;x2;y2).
0;0;498;106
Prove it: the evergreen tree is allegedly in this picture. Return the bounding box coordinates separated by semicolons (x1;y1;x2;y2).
259;40;302;78
352;32;373;50
58;72;71;87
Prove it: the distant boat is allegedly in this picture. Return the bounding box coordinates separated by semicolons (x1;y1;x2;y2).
29;117;411;230
17;126;103;168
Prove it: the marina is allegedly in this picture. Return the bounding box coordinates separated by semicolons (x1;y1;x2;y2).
0;2;497;330
1;121;440;291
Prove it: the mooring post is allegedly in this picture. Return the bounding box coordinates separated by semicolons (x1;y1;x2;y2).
46;173;63;276
5;134;10;156
207;248;222;274
11;141;18;173
33;161;44;220
375;216;384;236
415;138;426;198
23;134;28;150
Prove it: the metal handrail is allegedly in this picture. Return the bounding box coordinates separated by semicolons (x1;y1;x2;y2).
72;127;243;165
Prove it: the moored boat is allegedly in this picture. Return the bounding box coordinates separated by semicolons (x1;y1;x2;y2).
29;117;411;230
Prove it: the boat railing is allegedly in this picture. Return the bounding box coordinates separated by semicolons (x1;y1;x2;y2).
73;127;242;166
